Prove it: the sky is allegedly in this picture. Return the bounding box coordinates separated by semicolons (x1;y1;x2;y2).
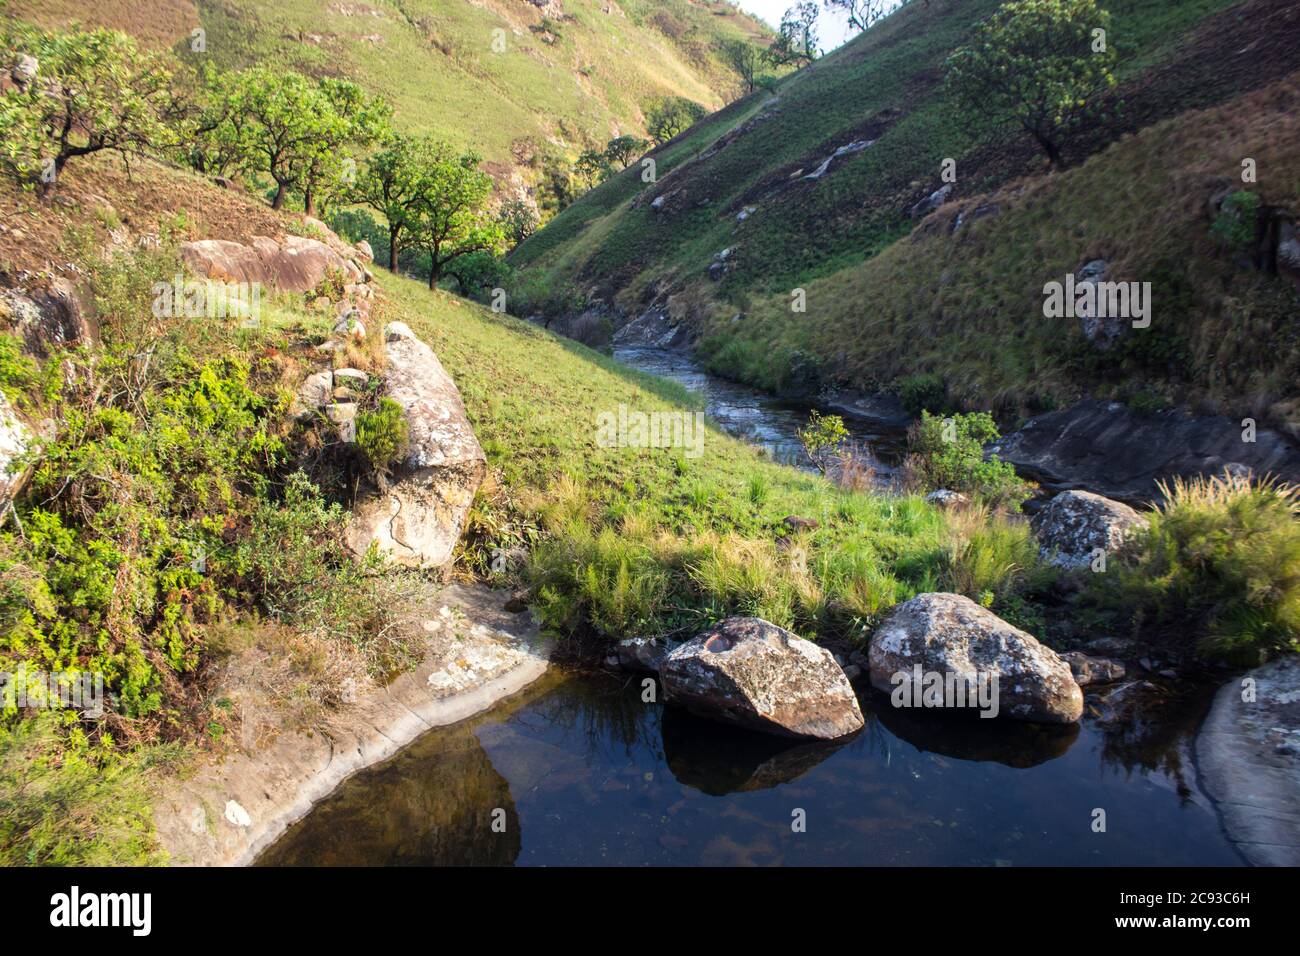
736;1;857;54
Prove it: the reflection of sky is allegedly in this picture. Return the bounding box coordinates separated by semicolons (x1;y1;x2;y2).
735;1;859;54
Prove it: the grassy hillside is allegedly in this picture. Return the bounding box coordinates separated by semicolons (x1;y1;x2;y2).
8;0;771;184
509;0;1300;418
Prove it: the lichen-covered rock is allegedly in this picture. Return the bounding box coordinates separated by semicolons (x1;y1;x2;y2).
909;182;953;219
869;593;1083;723
1061;651;1126;686
660;617;864;740
925;489;969;510
616;635;678;674
1031;489;1148;566
345;322;486;569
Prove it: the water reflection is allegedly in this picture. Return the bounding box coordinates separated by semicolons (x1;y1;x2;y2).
262;671;1242;867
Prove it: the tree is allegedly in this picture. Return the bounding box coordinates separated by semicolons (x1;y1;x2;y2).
573;147;610;190
944;0;1117;166
824;0;891;33
719;37;765;95
767;3;820;68
215;67;386;210
351;134;442;272
603;135;649;170
405;146;505;289
645;96;707;146
499;197;540;247
0;25;172;194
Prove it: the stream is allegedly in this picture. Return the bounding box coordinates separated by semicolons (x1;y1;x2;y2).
260;669;1240;866
259;348;1241;867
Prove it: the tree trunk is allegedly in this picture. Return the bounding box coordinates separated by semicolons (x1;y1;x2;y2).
304;190;317;217
271;181;287;210
1032;129;1063;167
428;260;439;290
388;227;400;272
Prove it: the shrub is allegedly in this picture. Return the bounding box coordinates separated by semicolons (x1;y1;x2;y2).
906;411;1031;508
1090;474;1300;664
797;410;849;475
356;398;409;479
1210;189;1261;256
898;372;946;416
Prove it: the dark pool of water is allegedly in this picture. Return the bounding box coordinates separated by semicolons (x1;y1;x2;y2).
614;346;905;480
260;671;1241;867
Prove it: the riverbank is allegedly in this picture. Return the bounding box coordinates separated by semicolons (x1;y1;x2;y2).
152;584;550;866
1197;655;1300;867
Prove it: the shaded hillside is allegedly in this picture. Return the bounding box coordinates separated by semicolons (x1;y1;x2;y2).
509;0;1300;419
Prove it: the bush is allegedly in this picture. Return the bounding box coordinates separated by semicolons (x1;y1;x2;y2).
898;372;946;416
1210;189;1261;256
356;398;409;478
906;411;1031;508
1089;474;1300;664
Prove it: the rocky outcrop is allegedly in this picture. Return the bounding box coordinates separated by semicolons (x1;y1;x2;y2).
990;399;1300;503
925;489;969;510
1031;489;1148;566
611;307;689;349
345;322;486;570
909;182;954;219
869;593;1083;724
181;225;373;324
0;278;98;355
1073;259;1126;350
1197;654;1300;866
660;617;863;740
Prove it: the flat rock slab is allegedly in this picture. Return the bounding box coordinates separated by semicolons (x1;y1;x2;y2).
1196;654;1300;866
152;584;549;866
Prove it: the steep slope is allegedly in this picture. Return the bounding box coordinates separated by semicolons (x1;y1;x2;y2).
509;0;1300;419
8;0;770;185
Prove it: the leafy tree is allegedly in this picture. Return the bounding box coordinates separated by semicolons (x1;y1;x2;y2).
908;411;1029;506
499;197;540;247
573;147;610;190
768;3;820;67
603;135;649;170
351;134;442;272
719;37;765;95
213;67;387;210
0;25;173;194
405;147;505;289
645;96;707;146
944;0;1117;166
824;0;890;33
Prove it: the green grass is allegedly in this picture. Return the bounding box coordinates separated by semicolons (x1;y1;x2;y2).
373;268;1047;644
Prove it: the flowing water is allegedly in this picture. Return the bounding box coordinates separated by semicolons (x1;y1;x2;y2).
260;669;1240;866
260;348;1239;867
613;346;906;480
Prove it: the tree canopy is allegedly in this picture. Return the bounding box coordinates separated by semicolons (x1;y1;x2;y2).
944;0;1117;166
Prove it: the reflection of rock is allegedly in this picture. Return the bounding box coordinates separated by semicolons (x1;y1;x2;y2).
873;695;1079;768
661;706;844;795
258;720;520;866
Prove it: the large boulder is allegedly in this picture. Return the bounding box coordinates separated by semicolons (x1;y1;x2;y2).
1031;490;1148;567
660;617;864;740
181;235;363;292
1;278;97;355
869;593;1083;724
345;322;486;569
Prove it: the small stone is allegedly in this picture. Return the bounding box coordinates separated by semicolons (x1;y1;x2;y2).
325;402;357;443
224;800;252;828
